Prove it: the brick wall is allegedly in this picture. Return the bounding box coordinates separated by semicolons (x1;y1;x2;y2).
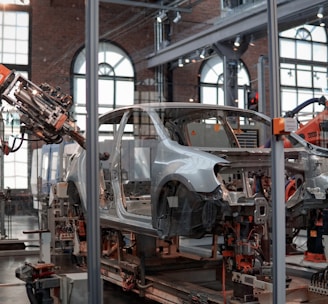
30;0;267;106
31;0;155;95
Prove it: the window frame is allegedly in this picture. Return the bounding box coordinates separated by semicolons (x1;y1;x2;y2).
279;25;328;119
71;40;135;132
199;55;250;108
0;2;31;190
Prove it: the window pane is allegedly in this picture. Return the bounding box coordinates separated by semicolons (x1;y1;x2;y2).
3;53;15;62
99;78;114;106
17;13;29;26
74;77;86;104
296;40;311;60
75;113;86;132
310;25;327;43
280;28;296;39
281;89;297;114
297;66;312;88
201;56;223;82
16;27;29;40
116;81;134;106
114;58;134;76
280;39;295;59
313;44;327;62
4;12;17;25
16;54;28;65
4;142;28;188
3;39;15;52
3;26;16;39
280;64;296;86
17;40;28;54
201;86;223;105
313;67;327;90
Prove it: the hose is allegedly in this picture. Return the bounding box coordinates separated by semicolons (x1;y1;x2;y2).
25;282;38;304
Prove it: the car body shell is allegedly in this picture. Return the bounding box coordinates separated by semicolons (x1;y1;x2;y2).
64;102;328;238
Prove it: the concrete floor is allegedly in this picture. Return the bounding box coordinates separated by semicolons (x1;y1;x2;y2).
0;215;155;304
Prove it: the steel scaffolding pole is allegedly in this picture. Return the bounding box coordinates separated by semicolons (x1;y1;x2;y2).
85;0;103;303
267;1;286;303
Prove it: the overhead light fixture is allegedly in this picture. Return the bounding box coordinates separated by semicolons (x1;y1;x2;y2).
173;11;181;24
184;58;190;64
317;6;324;19
234;35;241;47
320;20;326;27
190;50;199;63
157;10;167;23
199;48;206;59
178;58;184;67
249;35;255;47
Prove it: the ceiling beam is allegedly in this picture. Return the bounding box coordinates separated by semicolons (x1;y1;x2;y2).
147;0;327;68
101;0;192;13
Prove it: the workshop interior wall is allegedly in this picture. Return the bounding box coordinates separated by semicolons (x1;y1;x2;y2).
31;0;266;105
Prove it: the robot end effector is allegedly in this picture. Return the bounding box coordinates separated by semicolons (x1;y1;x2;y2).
0;64;86;154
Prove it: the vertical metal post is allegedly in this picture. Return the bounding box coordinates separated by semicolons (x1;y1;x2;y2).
85;1;103;303
257;55;267;115
267;1;286;303
155;19;164;102
223;56;228;105
257;55;269;144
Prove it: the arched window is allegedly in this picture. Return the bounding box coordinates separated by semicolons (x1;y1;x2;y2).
72;41;135;131
280;25;328;120
199;55;250;108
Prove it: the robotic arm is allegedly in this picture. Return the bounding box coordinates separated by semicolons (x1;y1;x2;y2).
0;64;85;154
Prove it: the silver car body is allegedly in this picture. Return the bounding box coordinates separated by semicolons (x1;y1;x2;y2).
65;102;328;238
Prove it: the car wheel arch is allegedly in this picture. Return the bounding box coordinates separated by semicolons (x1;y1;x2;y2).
152;175;195;208
151;176;207;237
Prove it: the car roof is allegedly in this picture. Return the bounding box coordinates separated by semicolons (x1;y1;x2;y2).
98;102;271;124
96;102;328;154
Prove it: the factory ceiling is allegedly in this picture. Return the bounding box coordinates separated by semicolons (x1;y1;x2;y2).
101;0;202;12
71;1;328;68
145;0;328;68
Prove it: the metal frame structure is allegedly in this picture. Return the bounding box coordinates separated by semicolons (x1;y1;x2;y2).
102;0;193;12
85;1;101;303
84;1;327;303
267;1;285;303
146;0;328;68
